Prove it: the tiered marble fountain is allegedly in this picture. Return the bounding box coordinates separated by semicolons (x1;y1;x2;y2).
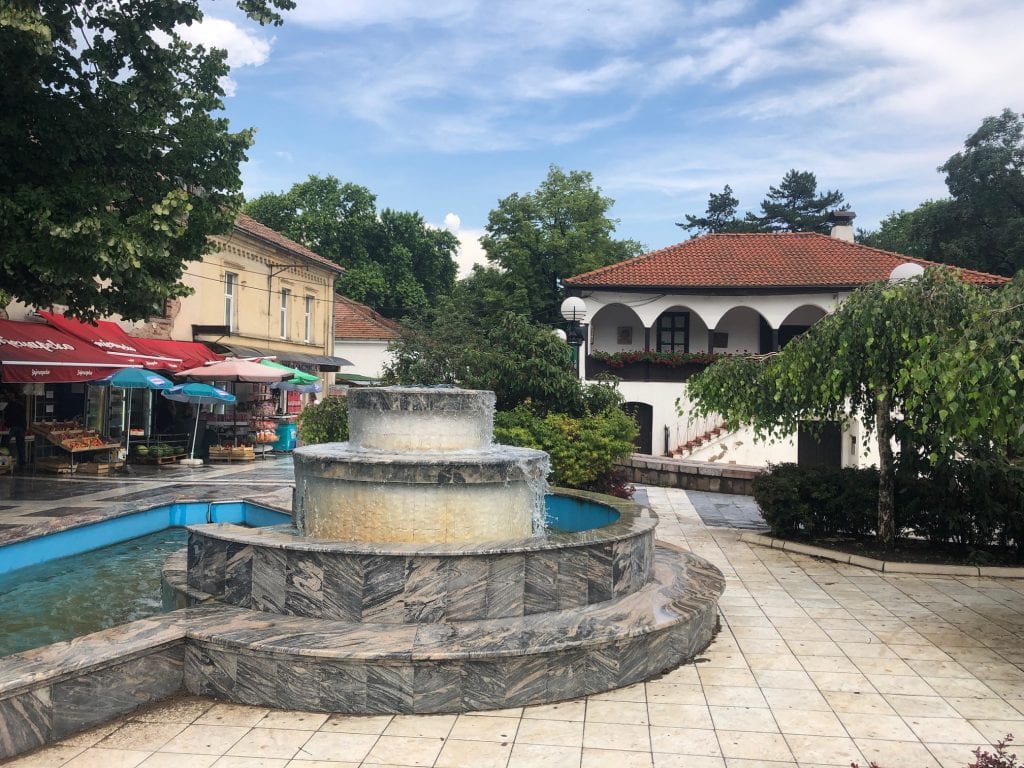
180;387;724;713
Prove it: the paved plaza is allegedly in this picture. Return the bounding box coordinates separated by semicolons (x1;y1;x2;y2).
2;462;1024;768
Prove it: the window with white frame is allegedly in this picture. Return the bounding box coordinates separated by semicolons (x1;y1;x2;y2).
224;272;237;331
280;288;291;338
304;295;314;343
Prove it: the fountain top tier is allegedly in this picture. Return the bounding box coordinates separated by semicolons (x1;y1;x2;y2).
348;386;495;453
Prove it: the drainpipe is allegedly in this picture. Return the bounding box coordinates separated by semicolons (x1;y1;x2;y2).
664;425;670;456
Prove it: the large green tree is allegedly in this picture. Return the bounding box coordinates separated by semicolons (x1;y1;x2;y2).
0;0;292;321
244;175;458;318
749;170;847;233
481;165;643;324
686;269;991;548
860;109;1024;276
677;185;750;236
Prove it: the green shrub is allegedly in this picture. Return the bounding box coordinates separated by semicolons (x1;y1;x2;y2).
494;405;638;492
297;396;349;445
753;463;878;538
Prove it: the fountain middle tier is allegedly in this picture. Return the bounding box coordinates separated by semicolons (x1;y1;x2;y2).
293;443;550;544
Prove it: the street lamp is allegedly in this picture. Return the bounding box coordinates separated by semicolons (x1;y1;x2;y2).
560;296;587;373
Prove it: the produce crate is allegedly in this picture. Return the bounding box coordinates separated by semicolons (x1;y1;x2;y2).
77;460;124;474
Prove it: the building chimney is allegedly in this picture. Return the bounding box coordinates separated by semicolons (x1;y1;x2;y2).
829;210;856;242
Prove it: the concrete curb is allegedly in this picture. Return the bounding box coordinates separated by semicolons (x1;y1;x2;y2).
738;532;1024;578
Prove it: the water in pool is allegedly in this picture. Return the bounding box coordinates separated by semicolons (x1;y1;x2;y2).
0;528;186;657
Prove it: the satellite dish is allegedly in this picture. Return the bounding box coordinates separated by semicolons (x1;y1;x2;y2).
888;262;925;283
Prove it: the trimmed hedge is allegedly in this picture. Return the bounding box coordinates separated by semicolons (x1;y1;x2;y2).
754;461;1024;556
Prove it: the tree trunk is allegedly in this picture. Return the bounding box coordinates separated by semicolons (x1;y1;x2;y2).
875;394;896;549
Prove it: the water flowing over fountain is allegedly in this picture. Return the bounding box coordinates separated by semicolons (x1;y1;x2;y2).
178;387;725;713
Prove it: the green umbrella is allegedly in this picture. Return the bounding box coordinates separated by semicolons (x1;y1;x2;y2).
259;359;318;384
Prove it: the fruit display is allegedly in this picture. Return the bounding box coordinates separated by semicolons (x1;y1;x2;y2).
60;435;110;451
33;422;118;452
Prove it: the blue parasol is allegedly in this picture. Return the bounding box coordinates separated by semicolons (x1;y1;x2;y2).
93;368;173;462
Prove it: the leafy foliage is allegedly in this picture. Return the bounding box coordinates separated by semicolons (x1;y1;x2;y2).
481;165;643;324
860;109;1024;277
679;171;847;237
297;396;349;445
494;404;638;491
751;170;847;233
686;269;990;547
677;185;748;235
384;307;598;415
244;176;459;318
0;0;292;321
753;464;879;539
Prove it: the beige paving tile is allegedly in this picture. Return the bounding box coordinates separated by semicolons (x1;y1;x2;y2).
474;707;524;718
742;654;803;671
61;749;152;768
435;738;512;768
362;737;442;765
760;687;831;712
968;718;1024;743
947;697;1023;720
924;741;982;768
138;754;218;768
514;718;584;747
716;730;792;762
135;698;214;725
821;691;895;716
835;711;915;741
257;713;329;731
784;734;863;766
697;667;757;687
797;655;860;674
750;669;817;690
58;722;126;748
196;705;270;728
291;732;378;762
922;676;997;698
225;728;314;760
281;761;358;768
3;745;87;768
448;714;519;741
161;725;251;755
652;754;725;768
851;657;916;676
581;748;654;767
805;671;875;693
97;723;186;751
854;738;941;768
382;714;456;738
318;714;392;734
645;683;706;705
647;703;713;729
211;758;289;768
522;700;587;721
582;722;651;752
652;665;701;685
588;683;647;702
905;716;988;744
883;694;958;718
586;700;649;725
648;726;721;757
865;673;937;696
770;709;845;737
709;706;779;733
507;742;582;767
702;686;768;708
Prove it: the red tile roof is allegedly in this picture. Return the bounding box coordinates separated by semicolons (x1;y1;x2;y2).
231;213;345;275
565;233;1007;289
334;295;403;340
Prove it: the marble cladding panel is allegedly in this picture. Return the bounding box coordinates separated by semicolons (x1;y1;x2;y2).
51;646;184;739
319;662;368;711
185;643;238;700
0;689;51;761
285;551;325;618
365;665;414;714
251;547;287;614
412;662;463;713
190;530;656;623
321;553;364;622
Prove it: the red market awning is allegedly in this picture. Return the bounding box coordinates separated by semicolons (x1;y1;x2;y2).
0;319;130;383
37;311;184;371
136;338;224;370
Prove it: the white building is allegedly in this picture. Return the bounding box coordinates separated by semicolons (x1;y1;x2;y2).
564;221;1004;466
332;295;402;385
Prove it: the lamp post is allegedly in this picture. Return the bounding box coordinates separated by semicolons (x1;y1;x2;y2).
560;296;587;376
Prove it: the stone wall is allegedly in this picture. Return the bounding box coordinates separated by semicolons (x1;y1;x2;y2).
617;455;762;496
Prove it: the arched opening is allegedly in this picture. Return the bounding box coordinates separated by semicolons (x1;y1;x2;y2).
714;306;771;353
779;305;828;347
653;306;710;353
590;303;644;353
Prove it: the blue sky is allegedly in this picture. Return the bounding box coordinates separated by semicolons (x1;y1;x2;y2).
188;0;1024;275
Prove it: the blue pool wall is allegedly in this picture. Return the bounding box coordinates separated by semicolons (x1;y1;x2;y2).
545;492;620;532
0;501;291;577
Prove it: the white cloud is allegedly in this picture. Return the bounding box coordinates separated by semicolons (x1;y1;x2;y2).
443;213;461;230
435;213;487;277
177;17;272;68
